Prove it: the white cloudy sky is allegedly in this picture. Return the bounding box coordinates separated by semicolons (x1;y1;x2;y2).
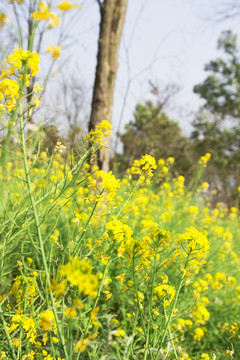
4;0;240;143
51;0;239;138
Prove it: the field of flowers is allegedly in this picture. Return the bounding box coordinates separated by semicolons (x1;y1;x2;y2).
0;49;240;360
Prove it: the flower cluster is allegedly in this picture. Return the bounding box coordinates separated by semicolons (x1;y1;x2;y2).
131;154;157;184
56;258;98;297
198;153;211;167
7;314;37;345
32;2;61;28
0;49;39;113
97;170;120;203
154;284;176;306
84;120;112;147
178;227;209;259
10;275;37;305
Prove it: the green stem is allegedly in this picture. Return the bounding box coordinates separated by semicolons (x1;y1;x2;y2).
2;147;92;231
164;307;179;360
76;240;116;360
72;190;104;257
143;251;158;360
132;255;147;340
115;176;142;219
0;305;17;360
19;102;69;359
155;255;190;359
28;21;37;52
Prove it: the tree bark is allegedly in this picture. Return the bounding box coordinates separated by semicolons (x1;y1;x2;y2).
89;0;128;172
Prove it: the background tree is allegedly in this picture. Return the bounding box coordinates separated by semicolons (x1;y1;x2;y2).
116;100;191;175
88;0;128;172
192;30;240;202
194;30;240;119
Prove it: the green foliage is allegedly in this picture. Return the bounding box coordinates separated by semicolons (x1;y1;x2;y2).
191;30;240;203
116;100;191;175
194;30;240;119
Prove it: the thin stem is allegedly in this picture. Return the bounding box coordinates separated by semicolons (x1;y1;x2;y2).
2;147;92;231
18;101;69;359
165;307;179;360
132;254;147;340
72;190;104;257
155;255;190;359
143;250;158;360
76;240;116;360
115;175;143;220
0;305;17;360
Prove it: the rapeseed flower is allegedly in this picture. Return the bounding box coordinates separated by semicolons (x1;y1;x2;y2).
57;258;98;297
39;310;57;332
74;337;90;351
32;2;61;28
47;45;61;58
0;12;8;29
154;284;176;306
192;327;205;341
178;227;209;259
10;275;37;304
84;120;112;147
58;1;82;11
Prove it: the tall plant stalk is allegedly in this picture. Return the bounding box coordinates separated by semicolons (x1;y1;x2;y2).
18;99;69;359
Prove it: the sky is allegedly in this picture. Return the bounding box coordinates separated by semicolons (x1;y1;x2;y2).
48;0;239;143
4;0;240;147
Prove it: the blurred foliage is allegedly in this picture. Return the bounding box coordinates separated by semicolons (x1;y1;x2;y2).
192;30;240;204
194;30;240;119
115;100;192;177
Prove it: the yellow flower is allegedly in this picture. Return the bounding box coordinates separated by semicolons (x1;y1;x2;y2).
32;2;60;28
47;45;61;59
106;219;133;243
12;338;20;347
21;352;35;360
57;258;98;297
84;120;112;146
26;257;33;266
32;2;51;21
115;273;126;284
90;306;100;323
7;314;37;344
7;49;40;76
192;327;205;341
10;276;37;304
33;83;43;92
200;354;210;360
103;290;112;300
131;154;157;182
229;322;239;339
199;153;211;166
74;298;84;309
112;328;125;337
178;227;209;259
9;0;24;3
0;13;8;29
0;352;6;359
58;1;82;11
32;96;41;107
49;13;61;28
64;307;77;318
39;310;57;332
74;337;90;351
154;284;176;306
52;336;59;343
49;279;67;297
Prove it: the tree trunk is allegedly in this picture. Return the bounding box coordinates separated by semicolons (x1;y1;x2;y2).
88;0;128;172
